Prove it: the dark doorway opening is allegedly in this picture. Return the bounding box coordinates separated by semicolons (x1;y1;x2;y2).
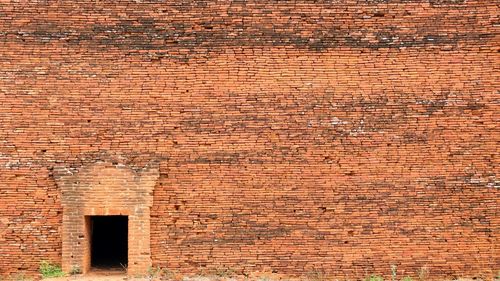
90;216;128;269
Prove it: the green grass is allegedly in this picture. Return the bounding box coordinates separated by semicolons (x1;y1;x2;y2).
39;261;65;279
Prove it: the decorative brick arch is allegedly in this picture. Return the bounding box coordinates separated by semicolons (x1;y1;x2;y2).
54;161;159;275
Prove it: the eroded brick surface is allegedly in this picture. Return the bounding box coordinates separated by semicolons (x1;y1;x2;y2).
0;1;498;280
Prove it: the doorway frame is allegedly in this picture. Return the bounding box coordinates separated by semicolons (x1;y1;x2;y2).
55;161;159;276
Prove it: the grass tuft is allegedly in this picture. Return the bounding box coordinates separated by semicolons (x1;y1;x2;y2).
39;261;65;279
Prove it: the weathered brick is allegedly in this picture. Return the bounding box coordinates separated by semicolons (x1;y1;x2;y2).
0;1;498;280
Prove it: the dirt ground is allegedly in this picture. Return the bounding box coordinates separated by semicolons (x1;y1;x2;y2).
44;275;491;281
3;272;492;281
46;273;286;281
13;267;494;281
44;269;297;281
46;276;290;281
45;277;492;281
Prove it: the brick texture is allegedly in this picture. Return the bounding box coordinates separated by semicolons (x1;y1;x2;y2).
0;1;498;280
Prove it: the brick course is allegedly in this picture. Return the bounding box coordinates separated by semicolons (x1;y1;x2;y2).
0;1;498;280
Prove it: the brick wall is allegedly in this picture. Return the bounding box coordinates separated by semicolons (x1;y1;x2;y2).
0;1;498;280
